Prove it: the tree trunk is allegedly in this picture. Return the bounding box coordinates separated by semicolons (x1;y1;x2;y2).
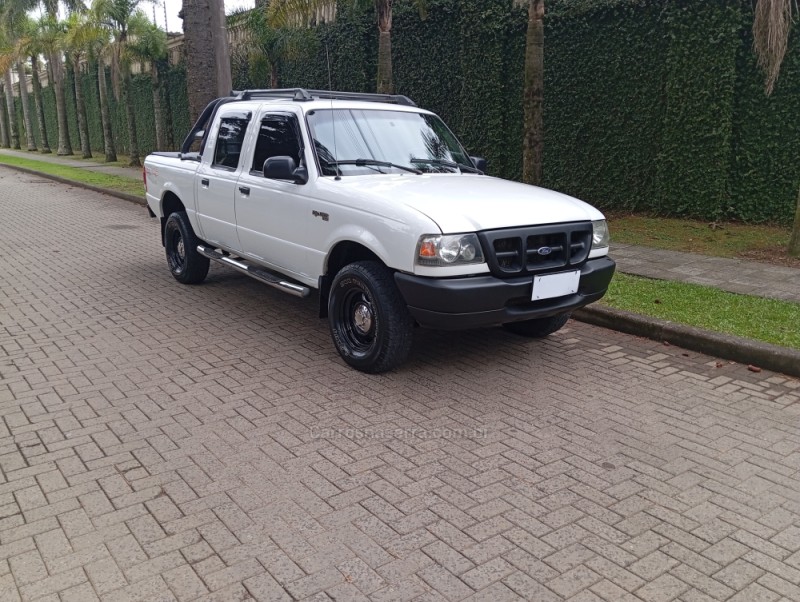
4;69;21;149
31;56;51;153
271;63;278;89
152;64;166;150
522;0;544;186
73;61;92;159
16;61;37;151
211;0;232;97
0;81;9;148
789;187;800;257
182;0;231;124
162;63;175;150
122;68;140;167
97;62;117;162
376;3;393;94
52;54;73;155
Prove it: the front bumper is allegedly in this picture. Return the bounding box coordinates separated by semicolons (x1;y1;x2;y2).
395;256;616;330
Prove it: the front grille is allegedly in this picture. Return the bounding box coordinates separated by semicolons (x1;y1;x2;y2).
479;222;593;277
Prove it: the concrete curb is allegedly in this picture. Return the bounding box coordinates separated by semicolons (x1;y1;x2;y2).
574;305;800;378
2;162;146;207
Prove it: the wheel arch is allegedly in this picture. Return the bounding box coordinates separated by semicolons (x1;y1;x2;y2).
318;241;383;318
159;192;186;246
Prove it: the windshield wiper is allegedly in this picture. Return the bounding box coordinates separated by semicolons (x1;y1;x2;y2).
410;158;483;174
333;159;422;175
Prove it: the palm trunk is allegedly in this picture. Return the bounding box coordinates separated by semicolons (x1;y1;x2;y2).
376;4;393;94
97;62;116;162
72;60;92;159
152;64;165;150
522;0;544;186
31;56;51;153
16;61;36;151
4;69;21;149
182;0;220;123
0;81;9;148
52;54;73;155
163;65;175;150
122;67;140;167
270;63;278;89
789;187;800;257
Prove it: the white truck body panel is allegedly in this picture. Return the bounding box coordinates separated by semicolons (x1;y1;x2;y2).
144;97;610;287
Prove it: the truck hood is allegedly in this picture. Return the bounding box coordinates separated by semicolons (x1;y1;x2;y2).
332;174;605;232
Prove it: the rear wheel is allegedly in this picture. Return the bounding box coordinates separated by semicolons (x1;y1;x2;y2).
328;261;414;373
503;313;570;338
164;211;209;284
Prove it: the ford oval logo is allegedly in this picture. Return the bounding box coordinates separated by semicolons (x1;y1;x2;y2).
537;246;553;256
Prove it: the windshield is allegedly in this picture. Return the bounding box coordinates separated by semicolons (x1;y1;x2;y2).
306;109;473;176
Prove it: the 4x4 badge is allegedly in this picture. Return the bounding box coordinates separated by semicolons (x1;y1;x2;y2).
312;210;330;222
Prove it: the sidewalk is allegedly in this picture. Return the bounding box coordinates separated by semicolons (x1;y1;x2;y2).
2;146;799;304
0;147;141;180
612;243;800;303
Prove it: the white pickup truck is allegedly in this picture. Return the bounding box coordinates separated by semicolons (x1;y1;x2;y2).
144;88;615;373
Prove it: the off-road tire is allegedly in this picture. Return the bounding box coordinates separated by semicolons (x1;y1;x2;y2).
164;211;210;284
503;313;571;338
328;261;414;373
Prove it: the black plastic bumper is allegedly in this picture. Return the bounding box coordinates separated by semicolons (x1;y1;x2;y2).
395;256;616;330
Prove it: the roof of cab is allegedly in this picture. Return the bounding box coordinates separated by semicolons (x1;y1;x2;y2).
221;88;432;115
218;97;432;115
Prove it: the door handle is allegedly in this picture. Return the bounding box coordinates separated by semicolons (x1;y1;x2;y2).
239;186;250;196
201;178;209;187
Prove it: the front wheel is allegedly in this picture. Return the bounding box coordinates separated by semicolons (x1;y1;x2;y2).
328;261;414;373
164;211;210;284
503;313;571;338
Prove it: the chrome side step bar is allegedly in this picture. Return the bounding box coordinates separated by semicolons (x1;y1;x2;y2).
197;245;311;298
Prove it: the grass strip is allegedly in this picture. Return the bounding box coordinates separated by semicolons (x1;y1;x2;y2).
0;154;144;197
602;273;800;350
607;214;790;260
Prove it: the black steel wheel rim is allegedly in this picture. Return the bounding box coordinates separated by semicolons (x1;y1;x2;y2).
336;286;376;357
167;228;185;274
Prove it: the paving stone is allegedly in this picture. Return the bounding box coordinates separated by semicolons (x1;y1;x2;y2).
1;172;800;600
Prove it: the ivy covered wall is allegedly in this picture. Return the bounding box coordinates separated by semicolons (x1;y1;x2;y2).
20;0;800;223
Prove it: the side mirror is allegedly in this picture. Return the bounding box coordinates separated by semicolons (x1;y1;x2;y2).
263;156;308;184
470;156;487;173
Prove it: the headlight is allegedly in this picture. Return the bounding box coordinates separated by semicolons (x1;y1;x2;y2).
592;220;610;249
416;234;484;266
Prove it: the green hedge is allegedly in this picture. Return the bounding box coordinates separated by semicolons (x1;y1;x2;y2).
13;0;800;223
16;63;189;158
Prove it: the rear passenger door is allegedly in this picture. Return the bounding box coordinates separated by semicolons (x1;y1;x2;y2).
235;112;313;280
195;109;252;252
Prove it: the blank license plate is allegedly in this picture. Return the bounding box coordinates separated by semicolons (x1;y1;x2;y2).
531;270;581;301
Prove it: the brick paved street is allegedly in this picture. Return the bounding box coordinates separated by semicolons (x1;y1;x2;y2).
2;165;800;602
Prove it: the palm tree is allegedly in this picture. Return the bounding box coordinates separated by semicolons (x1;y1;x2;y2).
93;0;144;166
181;0;231;123
0;79;9;147
230;6;315;90
126;16;170;150
267;0;425;94
522;0;543;186
26;23;52;152
0;6;37;151
0;32;21;149
1;0;83;154
38;16;73;154
63;12;96;157
95;35;116;161
752;0;799;256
